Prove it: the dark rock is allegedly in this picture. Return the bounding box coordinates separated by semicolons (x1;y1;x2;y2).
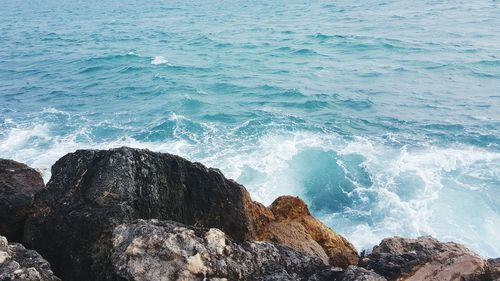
0;235;60;281
486;258;500;280
0;159;45;242
23;147;264;280
24;147;363;280
111;219;329;281
360;236;488;281
7;148;494;281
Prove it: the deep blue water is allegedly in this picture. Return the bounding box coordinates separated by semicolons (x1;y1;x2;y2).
1;0;499;257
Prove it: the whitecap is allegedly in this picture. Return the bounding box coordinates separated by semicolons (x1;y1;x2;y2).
1;121;499;257
151;55;168;65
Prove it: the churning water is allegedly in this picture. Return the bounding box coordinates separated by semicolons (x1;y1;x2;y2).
1;0;499;257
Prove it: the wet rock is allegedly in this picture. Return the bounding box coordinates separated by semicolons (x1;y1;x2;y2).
24;147;259;280
360;236;488;281
0;159;45;242
111;219;329;281
254;196;359;268
0;235;60;281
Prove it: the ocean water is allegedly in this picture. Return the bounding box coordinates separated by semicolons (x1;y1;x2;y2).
1;0;499;257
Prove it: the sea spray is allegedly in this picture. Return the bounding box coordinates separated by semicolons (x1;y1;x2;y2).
1;0;499;258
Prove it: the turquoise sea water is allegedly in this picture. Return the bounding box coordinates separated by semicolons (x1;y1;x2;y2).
1;0;499;257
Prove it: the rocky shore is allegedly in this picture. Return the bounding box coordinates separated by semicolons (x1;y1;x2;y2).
0;147;498;281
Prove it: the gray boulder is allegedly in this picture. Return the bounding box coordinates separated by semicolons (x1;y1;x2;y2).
0;235;59;281
111;219;385;281
111;219;328;281
340;266;387;281
307;266;386;281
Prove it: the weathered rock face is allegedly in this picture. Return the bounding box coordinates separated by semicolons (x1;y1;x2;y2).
485;258;500;281
0;159;45;242
24;147;258;281
253;196;359;268
0;235;60;281
5;150;495;281
339;266;387;281
23;147;361;280
111;219;330;281
360;236;488;281
308;266;387;281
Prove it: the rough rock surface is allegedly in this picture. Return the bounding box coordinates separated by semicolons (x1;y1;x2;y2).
4;150;496;281
0;235;60;281
24;147;259;280
308;266;386;281
0;159;45;242
23;147;358;280
254;196;358;268
360;236;488;281
339;266;387;281
486;258;500;281
111;219;329;281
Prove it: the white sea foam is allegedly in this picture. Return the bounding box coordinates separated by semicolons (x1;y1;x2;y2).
0;119;499;257
0;118;195;182
151;55;168;65
335;139;500;256
0;123;51;152
203;133;500;257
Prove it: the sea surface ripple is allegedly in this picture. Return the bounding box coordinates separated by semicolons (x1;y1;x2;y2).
1;0;499;257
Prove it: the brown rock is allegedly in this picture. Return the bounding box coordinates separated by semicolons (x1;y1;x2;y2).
0;159;45;242
361;236;488;281
261;220;331;264
247;195;359;268
270;195;310;220
241;188;274;236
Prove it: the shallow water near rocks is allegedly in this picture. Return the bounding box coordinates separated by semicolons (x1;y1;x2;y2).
0;0;499;257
